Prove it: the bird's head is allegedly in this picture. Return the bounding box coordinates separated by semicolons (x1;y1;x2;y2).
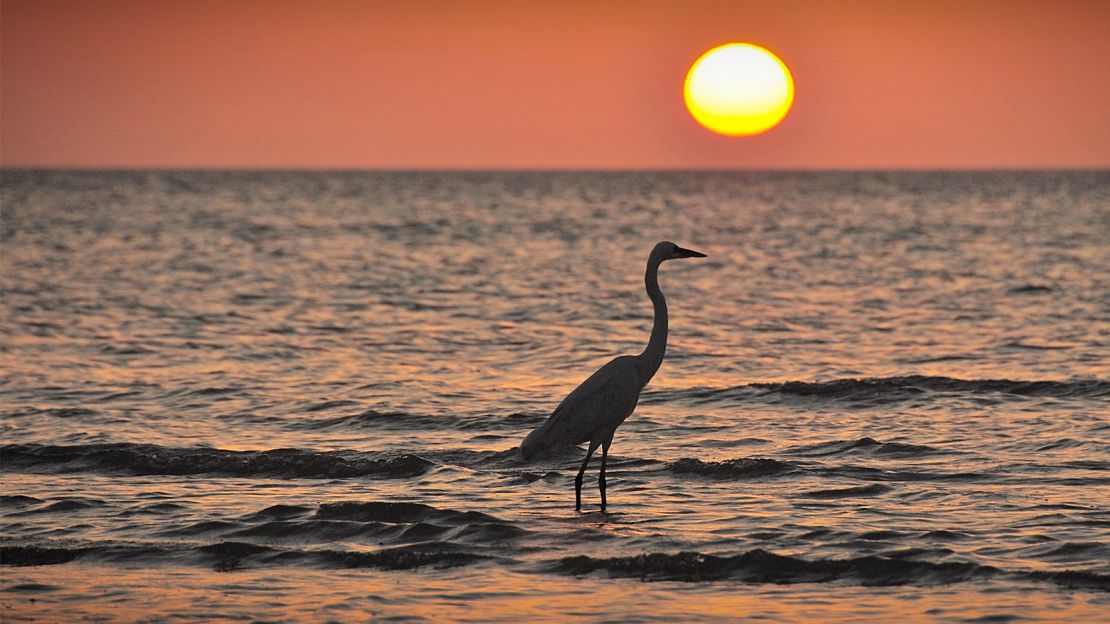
655;241;707;262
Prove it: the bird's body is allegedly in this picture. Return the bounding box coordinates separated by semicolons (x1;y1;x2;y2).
520;355;643;459
520;241;706;511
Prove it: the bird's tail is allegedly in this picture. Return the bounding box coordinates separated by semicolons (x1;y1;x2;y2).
520;423;549;461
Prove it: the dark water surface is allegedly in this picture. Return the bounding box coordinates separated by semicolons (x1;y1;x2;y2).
2;170;1108;622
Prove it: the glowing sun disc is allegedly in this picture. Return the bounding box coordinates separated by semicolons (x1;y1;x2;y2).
684;43;794;137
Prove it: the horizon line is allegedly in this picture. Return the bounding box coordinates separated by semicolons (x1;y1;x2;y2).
3;165;1109;174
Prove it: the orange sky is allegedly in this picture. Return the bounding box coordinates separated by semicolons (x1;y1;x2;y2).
2;0;1108;169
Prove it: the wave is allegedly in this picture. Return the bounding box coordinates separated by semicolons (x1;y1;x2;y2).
1;545;95;567
0;442;591;480
2;407;101;420
667;457;796;479
0;541;491;572
666;459;988;484
201;516;524;550
808;464;991;483
1007;284;1054;295
799;484;893;499
550;549;1110;591
644;376;1109;406
7;541;1108;591
756;376;1109;400
1;438;1085;487
10;497;528;550
312;501;527;544
292;409;545;433
315;501;502;525
0;495;44;508
785;437;949;458
0;443;435;479
319;542;493;571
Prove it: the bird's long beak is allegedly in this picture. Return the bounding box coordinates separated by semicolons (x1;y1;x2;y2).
674;246;707;258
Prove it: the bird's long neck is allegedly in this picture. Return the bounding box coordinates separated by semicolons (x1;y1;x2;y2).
639;255;667;384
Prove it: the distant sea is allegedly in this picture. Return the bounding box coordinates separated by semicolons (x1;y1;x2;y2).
2;170;1108;622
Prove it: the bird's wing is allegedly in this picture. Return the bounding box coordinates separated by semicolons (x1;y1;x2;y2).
522;356;642;457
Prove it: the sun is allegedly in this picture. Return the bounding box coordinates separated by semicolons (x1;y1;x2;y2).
684;43;794;137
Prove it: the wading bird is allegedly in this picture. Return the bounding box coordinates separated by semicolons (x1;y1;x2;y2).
520;241;707;511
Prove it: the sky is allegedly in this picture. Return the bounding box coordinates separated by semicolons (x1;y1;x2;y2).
2;0;1109;169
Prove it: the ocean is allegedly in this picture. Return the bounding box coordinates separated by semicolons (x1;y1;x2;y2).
1;170;1108;622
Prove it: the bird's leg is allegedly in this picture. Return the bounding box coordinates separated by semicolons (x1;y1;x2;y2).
599;438;611;512
575;441;600;512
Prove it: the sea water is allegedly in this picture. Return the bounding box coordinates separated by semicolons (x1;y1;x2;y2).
2;170;1108;621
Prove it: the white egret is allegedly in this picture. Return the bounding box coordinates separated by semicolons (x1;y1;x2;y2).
520;241;707;511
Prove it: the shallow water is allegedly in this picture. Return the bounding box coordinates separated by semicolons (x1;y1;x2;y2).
2;170;1108;622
